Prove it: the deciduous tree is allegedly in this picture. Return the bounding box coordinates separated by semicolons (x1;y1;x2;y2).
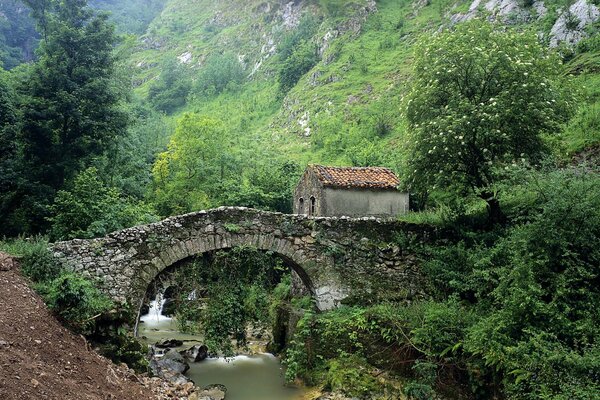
403;21;574;223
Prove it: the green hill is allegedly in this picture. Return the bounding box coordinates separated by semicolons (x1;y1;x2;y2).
124;0;599;171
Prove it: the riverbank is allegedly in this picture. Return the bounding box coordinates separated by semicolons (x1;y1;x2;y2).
0;253;198;400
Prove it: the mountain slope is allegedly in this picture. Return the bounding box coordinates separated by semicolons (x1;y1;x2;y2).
125;0;600;172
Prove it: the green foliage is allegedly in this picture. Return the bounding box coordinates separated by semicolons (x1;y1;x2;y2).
284;301;472;397
49;167;157;240
277;14;321;94
403;20;575;221
89;0;167;34
96;104;173;199
278;40;319;94
0;68;23;236
40;272;114;334
20;238;64;283
221;161;300;213
166;247;288;356
278;13;320;61
560;102;600;154
326;355;378;397
409;166;600;398
1;0;128;235
0;236;64;282
148;58;191;113
193;52;245;97
96;333;149;373
0;0;38;68
0;237;118;340
151;113;227;215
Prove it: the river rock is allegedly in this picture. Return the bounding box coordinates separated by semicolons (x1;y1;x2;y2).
149;348;191;384
182;344;209;362
196;384;227;400
161;349;190;374
155;338;184;348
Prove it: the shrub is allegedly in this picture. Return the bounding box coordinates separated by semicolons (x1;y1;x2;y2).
326;354;378;397
49;167;157;240
0;236;64;283
194;52;245;97
278;40;319;93
148;59;191;114
41;273;114;334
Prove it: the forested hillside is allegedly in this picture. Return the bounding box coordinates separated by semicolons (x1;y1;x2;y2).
1;0;599;399
2;0;599;232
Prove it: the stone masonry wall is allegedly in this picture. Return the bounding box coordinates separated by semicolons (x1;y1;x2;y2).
51;207;433;312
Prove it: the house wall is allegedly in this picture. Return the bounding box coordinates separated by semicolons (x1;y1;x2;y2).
322;187;409;217
293;170;324;216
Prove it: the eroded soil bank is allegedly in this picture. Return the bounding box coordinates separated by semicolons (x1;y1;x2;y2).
0;254;192;400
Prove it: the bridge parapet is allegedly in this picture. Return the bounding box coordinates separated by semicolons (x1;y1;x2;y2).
51;207;431;312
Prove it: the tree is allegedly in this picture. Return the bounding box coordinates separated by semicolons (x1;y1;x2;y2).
278;40;319;94
148;58;190;114
0;68;24;236
193;52;245;97
151;113;227;215
14;0;127;232
403;21;574;223
49;167;156;240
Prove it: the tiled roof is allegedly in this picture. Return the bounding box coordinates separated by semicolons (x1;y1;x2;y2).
309;165;400;189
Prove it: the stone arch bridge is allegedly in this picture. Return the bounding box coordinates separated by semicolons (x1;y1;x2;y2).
51;207;431;312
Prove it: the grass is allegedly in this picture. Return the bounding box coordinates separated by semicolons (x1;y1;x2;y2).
0;236;50;258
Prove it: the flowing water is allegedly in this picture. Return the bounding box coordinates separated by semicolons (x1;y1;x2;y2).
138;294;306;400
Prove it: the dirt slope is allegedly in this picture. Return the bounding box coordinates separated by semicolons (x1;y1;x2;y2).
0;255;156;400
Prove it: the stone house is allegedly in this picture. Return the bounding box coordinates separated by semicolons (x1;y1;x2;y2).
294;165;409;217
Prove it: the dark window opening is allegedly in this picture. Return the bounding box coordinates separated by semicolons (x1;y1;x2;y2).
298;198;304;214
310;196;316;216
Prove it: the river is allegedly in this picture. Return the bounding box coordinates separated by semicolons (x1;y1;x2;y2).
138;297;307;400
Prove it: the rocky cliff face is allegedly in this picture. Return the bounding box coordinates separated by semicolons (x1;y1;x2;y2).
550;0;599;47
451;0;599;47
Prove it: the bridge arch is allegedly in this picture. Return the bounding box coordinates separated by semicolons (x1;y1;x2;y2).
141;230;318;304
51;207;429;318
52;208;354;312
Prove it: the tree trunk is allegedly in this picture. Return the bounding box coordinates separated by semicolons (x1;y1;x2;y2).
480;192;506;226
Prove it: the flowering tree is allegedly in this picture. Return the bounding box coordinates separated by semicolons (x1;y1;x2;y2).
403;21;574;223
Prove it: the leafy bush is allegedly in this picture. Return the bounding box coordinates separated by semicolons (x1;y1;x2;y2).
41;273;114;334
97;333;149;373
193;52;245;97
278;40;319;93
284;301;474;396
403;20;575;223
0;236;63;283
167;247;289;356
0;237;113;335
326;355;378;397
148;59;191;114
49;167;157;240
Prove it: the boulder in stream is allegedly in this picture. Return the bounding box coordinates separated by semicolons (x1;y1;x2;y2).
182;344;209;362
149;347;191;384
155;338;184;348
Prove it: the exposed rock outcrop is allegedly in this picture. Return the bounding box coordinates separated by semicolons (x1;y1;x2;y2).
550;0;600;47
